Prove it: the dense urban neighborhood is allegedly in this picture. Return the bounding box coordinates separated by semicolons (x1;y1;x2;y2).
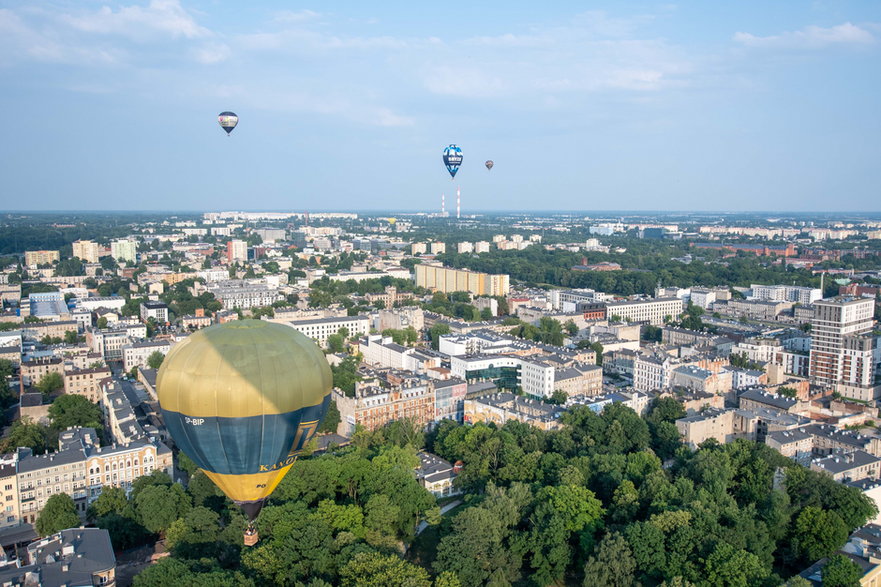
1;211;881;585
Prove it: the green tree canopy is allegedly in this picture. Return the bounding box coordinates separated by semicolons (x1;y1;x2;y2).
792;506;849;564
147;351;166;369
822;553;864;587
48;394;103;431
36;371;64;395
36;494;80;537
318;400;341;434
135;483;190;534
0;417;49;454
582;531;637;587
339;552;431;587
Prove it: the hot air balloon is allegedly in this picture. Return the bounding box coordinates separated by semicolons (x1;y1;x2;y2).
443;144;463;179
157;320;332;545
485;160;494;171
218;111;238;135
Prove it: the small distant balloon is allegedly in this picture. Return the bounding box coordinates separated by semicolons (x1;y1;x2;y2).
443;144;463;179
218;111;238;135
485;160;494;171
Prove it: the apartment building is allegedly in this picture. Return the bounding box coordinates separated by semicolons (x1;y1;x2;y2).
415;264;510;297
670;365;732;396
287;316;370;347
333;382;436;436
87;323;147;361
139;301;169;324
811;450;881;483
632;353;680;392
374;307;425;332
16;428;173;525
122;340;172;372
21;320;80;342
363;286;415;308
72;240;101;263
433;379;467;423
206;280;283;310
0;463;20;529
77;297;126;313
226;239;248;263
463;392;564;431
360;336;416;371
676;408;737;449
750;284;822;305
801;423;881;457
24;250;60;268
20;357;64;388
549;288;608;311
0;528;116;587
738;388;803;415
810;297;877;394
110;239;138;264
605;297;684;326
64;367;112;403
554;364;604;398
765;429;813;466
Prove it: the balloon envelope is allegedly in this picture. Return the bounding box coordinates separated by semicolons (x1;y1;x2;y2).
485;160;494;170
443;144;463;179
218;111;238;135
157;320;331;519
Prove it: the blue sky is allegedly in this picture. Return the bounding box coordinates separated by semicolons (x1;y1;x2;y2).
1;1;879;212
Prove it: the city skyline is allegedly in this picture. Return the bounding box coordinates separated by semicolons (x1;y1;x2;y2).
1;1;880;211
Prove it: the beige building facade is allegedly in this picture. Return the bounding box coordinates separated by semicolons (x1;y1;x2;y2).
415;264;510;297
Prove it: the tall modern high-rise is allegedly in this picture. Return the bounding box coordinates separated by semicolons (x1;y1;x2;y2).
809;296;876;396
72;240;100;263
110;239;137;264
226;239;248;264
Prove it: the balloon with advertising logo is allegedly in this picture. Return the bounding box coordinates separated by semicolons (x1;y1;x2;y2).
218;111;238;135
157;320;331;545
443;144;463;179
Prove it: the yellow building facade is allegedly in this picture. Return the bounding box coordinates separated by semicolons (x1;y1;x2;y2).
415;264;510;297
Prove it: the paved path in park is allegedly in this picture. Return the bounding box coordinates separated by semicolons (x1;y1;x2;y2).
416;499;463;535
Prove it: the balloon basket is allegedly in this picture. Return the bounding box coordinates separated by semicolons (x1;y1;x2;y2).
243;527;259;547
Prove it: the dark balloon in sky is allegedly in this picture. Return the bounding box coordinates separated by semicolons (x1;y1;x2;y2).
443;144;463;179
485;160;494;170
218;111;238;135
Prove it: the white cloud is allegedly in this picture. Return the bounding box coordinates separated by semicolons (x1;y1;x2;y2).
734;22;875;49
59;0;209;40
419;29;689;100
237;28;407;53
0;2;219;68
0;8;123;65
273;10;322;24
207;84;414;127
422;66;508;98
192;42;231;64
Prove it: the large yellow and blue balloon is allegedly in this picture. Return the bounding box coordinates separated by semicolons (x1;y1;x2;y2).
157;320;331;522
